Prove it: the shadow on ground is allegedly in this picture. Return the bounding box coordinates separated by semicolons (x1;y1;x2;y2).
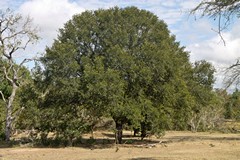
1;131;239;149
129;158;157;160
0;132;160;149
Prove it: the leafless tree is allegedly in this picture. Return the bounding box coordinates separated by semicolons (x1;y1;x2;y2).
191;0;240;88
224;59;240;88
0;8;39;141
191;0;240;45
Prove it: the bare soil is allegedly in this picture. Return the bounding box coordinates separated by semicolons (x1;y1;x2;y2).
0;131;240;160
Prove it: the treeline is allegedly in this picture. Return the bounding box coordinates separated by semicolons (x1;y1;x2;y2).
0;7;239;145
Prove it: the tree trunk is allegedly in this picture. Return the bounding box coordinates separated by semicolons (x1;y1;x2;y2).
133;128;139;137
115;121;123;144
5;111;12;141
5;84;18;141
141;122;147;140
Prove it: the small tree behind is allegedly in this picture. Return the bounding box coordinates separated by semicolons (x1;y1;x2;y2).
0;9;39;141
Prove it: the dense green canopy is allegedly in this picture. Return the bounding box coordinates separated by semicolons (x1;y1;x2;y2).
34;7;216;144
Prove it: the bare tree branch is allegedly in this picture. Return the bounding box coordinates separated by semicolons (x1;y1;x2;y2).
224;58;240;88
191;1;240;89
211;11;226;46
191;0;240;45
0;90;6;102
228;59;240;69
12;107;25;121
19;58;35;68
2;65;13;84
0;9;39;60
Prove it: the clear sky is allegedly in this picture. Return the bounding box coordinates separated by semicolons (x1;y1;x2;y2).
1;0;240;89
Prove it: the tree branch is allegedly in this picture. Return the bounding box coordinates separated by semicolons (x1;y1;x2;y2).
211;11;226;46
17;58;36;72
0;90;6;102
3;65;13;84
228;59;240;69
191;0;240;45
12;107;25;121
224;59;240;88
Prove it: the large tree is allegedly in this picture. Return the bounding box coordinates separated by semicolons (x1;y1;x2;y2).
0;9;39;141
38;7;214;144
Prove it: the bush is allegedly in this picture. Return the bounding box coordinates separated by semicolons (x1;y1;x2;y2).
0;131;5;141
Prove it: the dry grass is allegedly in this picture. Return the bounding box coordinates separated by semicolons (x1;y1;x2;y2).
0;131;240;160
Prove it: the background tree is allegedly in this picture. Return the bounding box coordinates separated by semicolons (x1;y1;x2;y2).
225;89;240;120
14;77;41;139
187;60;217;132
0;9;39;141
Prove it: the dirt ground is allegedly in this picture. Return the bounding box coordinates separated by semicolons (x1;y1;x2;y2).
0;131;240;160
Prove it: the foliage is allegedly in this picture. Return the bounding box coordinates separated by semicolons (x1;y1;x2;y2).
225;89;240;120
0;100;5;140
35;6;218;144
15;81;40;130
0;6;216;145
187;60;218;132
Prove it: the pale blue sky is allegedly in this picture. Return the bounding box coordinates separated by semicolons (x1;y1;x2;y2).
1;0;240;89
